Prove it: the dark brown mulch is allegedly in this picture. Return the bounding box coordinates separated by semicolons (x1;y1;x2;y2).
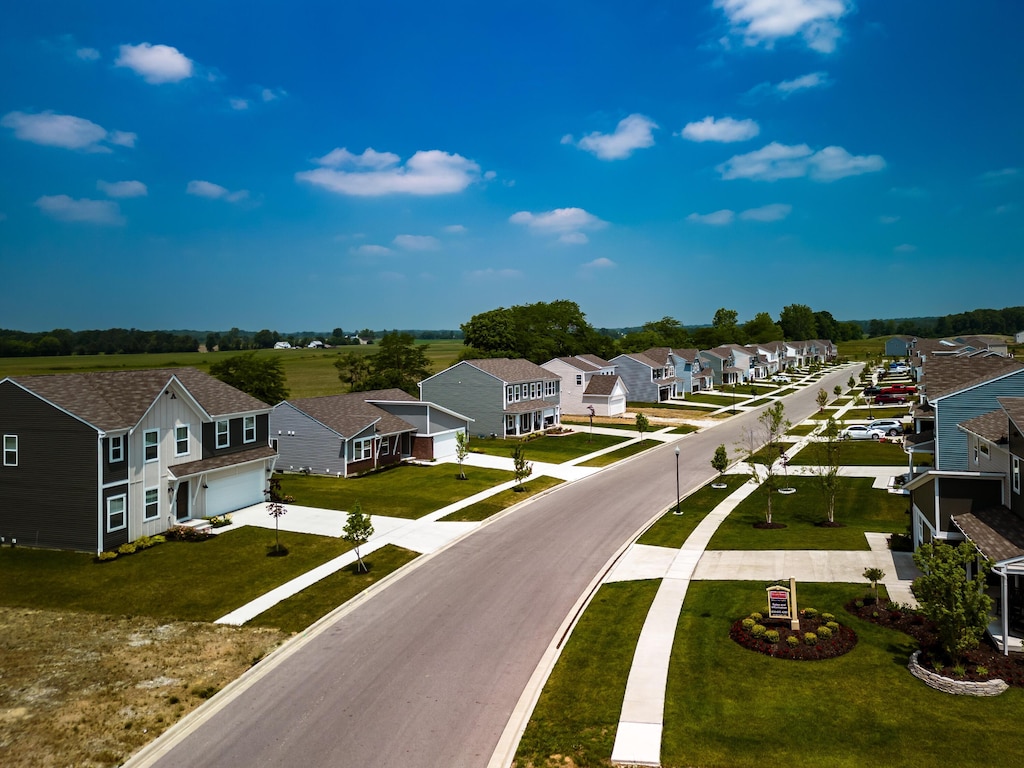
752;522;787;529
730;615;857;660
815;521;844;528
844;599;1024;687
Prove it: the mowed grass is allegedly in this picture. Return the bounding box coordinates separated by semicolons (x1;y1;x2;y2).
440;477;563;522
514;580;660;768
469;432;627;463
250;544;419;633
0;526;352;622
663;581;1023;768
578;439;660;467
561;419;641;431
275;464;513;519
706;476;909;550
638;474;749;549
788;439;916;466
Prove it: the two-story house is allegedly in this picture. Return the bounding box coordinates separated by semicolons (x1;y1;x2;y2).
540;357;627;416
610;352;677;403
0;368;276;553
419;358;560;438
698;347;742;388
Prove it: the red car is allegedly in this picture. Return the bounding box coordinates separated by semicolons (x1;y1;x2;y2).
881;385;916;396
874;393;907;404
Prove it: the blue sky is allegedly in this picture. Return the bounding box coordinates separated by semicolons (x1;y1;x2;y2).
1;1;1021;333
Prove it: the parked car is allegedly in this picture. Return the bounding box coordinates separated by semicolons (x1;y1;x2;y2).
840;425;886;440
881;385;916;395
862;386;881;396
868;419;904;436
874;393;907;404
771;374;791;383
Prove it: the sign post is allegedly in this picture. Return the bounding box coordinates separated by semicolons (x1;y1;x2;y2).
789;577;800;630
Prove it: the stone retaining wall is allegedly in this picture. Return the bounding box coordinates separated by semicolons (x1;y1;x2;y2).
908;651;1008;696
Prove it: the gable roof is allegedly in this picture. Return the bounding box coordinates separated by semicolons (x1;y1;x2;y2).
584;374;625;396
958;409;1009;444
921;357;1024;401
998;397;1024;434
546;356;602;373
642;347;672;365
575;353;613;368
615;352;664;368
953;507;1024;563
464;358;557;383
286;389;417;438
6;368;268;431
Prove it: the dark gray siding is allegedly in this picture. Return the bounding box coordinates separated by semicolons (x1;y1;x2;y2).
0;381;99;551
270;404;347;475
421;363;505;438
1011;418;1024;517
935;372;1024;470
102;484;130;550
612;356;658;402
102;434;129;485
202;413;270;459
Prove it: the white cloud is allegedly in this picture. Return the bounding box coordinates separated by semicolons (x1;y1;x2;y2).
352;244;392;256
261;87;286;102
879;214;900;224
510;207;607;234
297;148;480;196
993;203;1017;215
776;71;829;94
97;180;147;198
393;234;441;251
229;98;250;111
559;232;589;245
739;203;792;221
444;224;467;233
35;195;124;225
1;110;133;152
978;167;1019;184
717;142;885;182
483;170;497;180
567;114;658;160
584;257;616;269
681;116;759;143
116;43;194;84
76;47;100;61
186;180;248;201
715;0;851;53
894;243;917;253
686;209;735;225
467;268;522;281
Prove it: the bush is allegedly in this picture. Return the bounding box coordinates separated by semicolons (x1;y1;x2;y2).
742;618;756;631
786;635;800;648
749;612;763;622
826;621;840;632
207;515;232;528
117;542;138;555
765;629;780;644
855;600;864;608
817;625;833;640
166;525;213;542
804;632;818;646
821;612;835;623
97;550;118;562
977;665;989;677
803;607;818;619
751;624;767;638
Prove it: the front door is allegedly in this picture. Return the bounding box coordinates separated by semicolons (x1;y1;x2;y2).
176;480;190;521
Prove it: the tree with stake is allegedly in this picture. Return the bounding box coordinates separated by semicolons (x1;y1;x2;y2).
863;567;885;603
816;388;828;412
343;502;374;573
266;477;294;555
511;443;532;491
635;412;649;441
454;430;469;480
811;417;843;524
757;401;790;526
711;443;728;479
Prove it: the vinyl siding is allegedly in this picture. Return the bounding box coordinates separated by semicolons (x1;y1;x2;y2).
612;356;659;402
1011;420;1024;516
934;372;1024;471
421;363;506;438
270;403;347;475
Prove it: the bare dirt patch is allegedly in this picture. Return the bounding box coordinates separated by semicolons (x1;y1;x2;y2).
0;606;287;767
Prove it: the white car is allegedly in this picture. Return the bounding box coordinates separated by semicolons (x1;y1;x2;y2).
771;374;791;383
840;424;886;441
868;419;904;436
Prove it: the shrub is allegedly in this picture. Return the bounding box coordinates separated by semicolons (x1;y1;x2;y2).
166;525;212;542
786;635;800;648
97;550;118;562
751;624;767;638
952;665;966;679
804;632;818;646
207;515;232;528
826;621;840;632
749;612;763;622
977;665;989;677
855;600;864;608
821;612;835;623
803;607;818;619
742;618;756;631
817;625;833;640
765;629;780;644
117;542;138;555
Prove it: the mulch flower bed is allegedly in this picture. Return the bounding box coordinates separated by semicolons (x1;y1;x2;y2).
845;598;1024;687
730;612;858;660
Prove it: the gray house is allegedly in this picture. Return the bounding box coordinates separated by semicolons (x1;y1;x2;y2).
270;389;472;476
610;352;677;402
419;358;560;438
0;368;276;553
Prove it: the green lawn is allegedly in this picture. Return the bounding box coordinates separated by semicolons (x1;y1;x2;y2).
747;441;796;464
663;582;1023;768
706;477;909;550
665;425;698;435
638;474;749;549
561;419;639;431
577;439;660;467
469;432;627;463
843;406;913;421
0;526;353;621
786;423;819;436
250;545;419;633
275;464;513;519
684;392;742;406
440;476;563;522
788;439;916;466
514;580;660;768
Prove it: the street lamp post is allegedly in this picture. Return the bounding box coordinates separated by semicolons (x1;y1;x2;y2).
673;445;682;515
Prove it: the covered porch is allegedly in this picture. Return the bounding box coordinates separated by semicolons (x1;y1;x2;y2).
503;400;560;438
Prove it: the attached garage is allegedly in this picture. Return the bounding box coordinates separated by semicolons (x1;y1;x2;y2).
205;466;267;517
431;429;463;461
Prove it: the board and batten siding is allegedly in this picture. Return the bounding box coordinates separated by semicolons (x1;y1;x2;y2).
421;363;505;438
934;372;1024;471
0;381;99;551
270;403;347;475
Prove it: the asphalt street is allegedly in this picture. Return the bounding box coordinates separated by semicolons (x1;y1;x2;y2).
129;365;859;768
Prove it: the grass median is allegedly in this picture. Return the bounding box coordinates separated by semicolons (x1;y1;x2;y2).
440;476;563;522
578;439;660;467
469;432;627;463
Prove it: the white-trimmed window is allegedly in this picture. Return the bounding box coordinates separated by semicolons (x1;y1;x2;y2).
353;438;373;461
575;374;583;386
107;494;126;532
530;383;538;398
243;415;256;444
980;442;990;459
109;435;124;463
216;420;229;449
514;384;521;401
1014;457;1020;495
974;440;979;465
144;430;159;463
379;436;390;456
506;386;514;404
545;380;555;395
144;487;160;521
175;425;189;456
3;435;17;466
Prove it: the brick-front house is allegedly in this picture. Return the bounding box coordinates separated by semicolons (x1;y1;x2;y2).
419;358;560;438
270;389;472;476
0;368;276;553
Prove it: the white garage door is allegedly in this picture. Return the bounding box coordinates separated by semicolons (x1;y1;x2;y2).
432;430;461;460
205;468;266;517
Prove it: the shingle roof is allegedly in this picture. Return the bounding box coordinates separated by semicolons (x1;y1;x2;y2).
671;349;699;362
642;347;671;365
619;352;665;368
584;374;624;396
549;356;602;372
998;397;1024;433
287;390;417;438
921;356;1024;400
169;444;278;479
575;354;612;368
465;358;557;383
958;409;1009;443
953;507;1024;563
8;368;268;431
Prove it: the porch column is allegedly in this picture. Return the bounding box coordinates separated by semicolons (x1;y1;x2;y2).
1001;569;1010;656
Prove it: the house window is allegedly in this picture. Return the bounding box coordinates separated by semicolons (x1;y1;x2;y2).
575;374;583;386
144;430;159;463
243;415;256;444
506;386;514;404
379;437;390;456
1014;457;1020;495
980;443;990;459
216;420;229;449
652;368;663;380
109;435;124;463
546;380;556;395
530;383;538;399
3;435;17;466
144;487;160;521
353;438;373;461
107;495;126;532
175;425;189;456
514;385;521;401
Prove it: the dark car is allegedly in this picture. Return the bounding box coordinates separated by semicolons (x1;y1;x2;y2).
863;386;881;396
881;385;916;395
874;393;907;404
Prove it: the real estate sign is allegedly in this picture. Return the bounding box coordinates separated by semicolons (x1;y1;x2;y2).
767;586;791;619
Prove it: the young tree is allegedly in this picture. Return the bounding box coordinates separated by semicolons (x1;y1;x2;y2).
361;332;432;394
863;567;885;603
912;541;994;664
711;443;729;479
811;417;843;524
816;388;829;411
342;502;374;572
635;412;650;440
511;443;532;491
833;384;842;398
266;477;294;555
210;352;289;404
757;402;790;526
848;375;856;389
455;430;469;480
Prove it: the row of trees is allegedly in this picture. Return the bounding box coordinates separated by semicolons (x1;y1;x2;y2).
0;327;200;357
334;332;431;395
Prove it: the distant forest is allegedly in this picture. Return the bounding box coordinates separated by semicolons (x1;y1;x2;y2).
0;305;1021;359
